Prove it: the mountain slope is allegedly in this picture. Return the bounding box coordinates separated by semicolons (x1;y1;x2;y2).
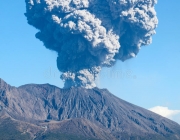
0;78;180;140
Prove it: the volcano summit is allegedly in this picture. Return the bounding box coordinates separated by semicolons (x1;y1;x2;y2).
0;78;180;140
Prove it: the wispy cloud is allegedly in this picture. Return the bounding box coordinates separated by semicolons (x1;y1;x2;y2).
149;106;180;124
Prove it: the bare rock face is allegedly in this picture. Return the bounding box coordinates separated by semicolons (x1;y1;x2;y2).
0;78;180;140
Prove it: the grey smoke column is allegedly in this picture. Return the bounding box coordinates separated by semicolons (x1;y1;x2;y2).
25;0;158;89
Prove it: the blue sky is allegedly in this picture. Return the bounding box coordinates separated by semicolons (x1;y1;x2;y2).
0;1;180;123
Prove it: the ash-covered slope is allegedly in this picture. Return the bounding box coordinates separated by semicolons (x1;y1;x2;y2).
0;78;180;140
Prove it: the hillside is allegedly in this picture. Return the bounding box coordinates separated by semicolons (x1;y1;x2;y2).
0;78;180;140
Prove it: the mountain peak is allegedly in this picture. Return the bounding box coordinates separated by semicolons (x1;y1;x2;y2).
1;80;180;140
0;78;10;89
0;78;5;84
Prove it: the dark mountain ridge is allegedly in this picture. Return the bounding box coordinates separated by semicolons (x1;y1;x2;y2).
0;78;180;140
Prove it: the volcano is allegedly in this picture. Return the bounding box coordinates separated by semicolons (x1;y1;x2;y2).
0;78;180;140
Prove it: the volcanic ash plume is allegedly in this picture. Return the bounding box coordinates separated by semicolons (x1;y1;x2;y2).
25;0;158;89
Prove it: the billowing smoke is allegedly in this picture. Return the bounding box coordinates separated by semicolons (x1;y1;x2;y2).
25;0;158;89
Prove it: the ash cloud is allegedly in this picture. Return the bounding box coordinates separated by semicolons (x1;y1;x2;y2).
25;0;158;89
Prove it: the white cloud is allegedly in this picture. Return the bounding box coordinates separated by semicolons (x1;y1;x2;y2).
149;106;180;124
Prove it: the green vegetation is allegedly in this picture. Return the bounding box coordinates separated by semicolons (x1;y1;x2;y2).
0;118;31;140
0;118;178;140
0;118;98;140
35;132;99;140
